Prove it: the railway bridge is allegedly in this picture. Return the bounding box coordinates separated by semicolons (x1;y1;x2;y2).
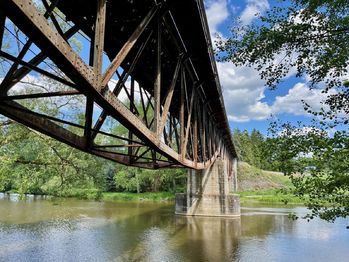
0;0;240;216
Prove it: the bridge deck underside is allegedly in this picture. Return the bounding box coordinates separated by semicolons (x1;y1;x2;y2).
0;0;236;169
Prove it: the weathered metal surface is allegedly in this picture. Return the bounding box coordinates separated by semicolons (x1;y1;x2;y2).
0;0;237;170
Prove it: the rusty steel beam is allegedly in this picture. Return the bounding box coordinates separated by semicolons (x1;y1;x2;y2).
201;108;206;161
84;97;94;148
86;0;106;146
0;90;80;100
0;50;77;89
41;0;66;40
3;25;79;92
93;0;106;78
0;9;5;49
91;30;153;140
182;88;195;159
193;101;198;167
139;85;149;128
128;77;135;163
180;66;185;159
0;101;86;150
94;144;143;148
1;0;97;88
0;101;172;169
0;40;33;94
153;17;161;137
0;0;232;170
158;55;181;136
101;5;159;88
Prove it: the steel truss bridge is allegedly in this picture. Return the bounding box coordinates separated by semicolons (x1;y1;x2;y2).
0;0;236;170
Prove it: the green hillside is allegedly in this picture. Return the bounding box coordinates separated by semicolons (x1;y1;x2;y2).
237;161;292;191
237;162;303;204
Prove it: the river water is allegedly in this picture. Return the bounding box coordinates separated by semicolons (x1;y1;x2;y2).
0;193;348;262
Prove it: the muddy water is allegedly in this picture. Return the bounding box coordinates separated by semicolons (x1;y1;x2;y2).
0;193;348;262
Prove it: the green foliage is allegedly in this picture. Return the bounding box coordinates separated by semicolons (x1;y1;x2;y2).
114;166;186;193
218;0;349;221
216;0;349;122
232;128;277;171
233;129;261;167
217;0;349;88
267;120;349;221
0;118;109;197
0;115;187;197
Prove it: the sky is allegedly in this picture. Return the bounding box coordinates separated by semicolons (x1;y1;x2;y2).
203;0;329;134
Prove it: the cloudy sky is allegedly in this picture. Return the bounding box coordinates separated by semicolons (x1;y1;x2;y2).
204;0;329;134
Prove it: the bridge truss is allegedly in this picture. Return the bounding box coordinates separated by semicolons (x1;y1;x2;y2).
0;0;236;169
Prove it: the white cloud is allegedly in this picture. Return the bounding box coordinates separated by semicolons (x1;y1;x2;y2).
218;62;271;122
205;0;231;48
240;0;269;25
271;83;335;115
217;62;337;122
109;78;141;103
205;0;229;35
4;74;43;94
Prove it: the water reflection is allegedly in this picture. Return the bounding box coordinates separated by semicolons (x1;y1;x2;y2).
173;216;241;262
0;194;348;262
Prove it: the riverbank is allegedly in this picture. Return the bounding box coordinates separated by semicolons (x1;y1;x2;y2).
1;162;300;204
1;190;303;205
236;162;303;205
239;189;303;205
102;192;175;202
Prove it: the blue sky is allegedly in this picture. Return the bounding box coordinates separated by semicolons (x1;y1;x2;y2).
204;0;331;134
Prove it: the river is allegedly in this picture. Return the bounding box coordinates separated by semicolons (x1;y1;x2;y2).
0;193;348;262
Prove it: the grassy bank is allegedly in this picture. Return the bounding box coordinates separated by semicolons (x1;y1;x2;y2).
102;192;175;202
239;189;304;205
2;190;176;202
237;162;303;205
237;162;292;191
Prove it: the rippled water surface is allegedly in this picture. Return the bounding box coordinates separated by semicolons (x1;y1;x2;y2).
0;193;348;262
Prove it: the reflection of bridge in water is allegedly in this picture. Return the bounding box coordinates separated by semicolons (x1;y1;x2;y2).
0;0;239;216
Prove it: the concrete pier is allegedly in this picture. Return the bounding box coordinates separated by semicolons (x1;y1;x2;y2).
175;158;240;217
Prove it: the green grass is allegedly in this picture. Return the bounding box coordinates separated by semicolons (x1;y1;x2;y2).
102;192;175;202
238;162;292;191
239;188;304;205
236;162;304;204
51;188;103;200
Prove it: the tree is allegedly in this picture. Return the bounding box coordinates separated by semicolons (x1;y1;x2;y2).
113;166;186;193
0;76;110;198
250;129;265;168
267;121;349;222
232;128;272;170
217;0;349;221
216;0;349;122
232;129;255;164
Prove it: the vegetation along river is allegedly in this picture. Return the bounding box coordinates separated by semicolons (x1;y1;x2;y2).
0;193;348;262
